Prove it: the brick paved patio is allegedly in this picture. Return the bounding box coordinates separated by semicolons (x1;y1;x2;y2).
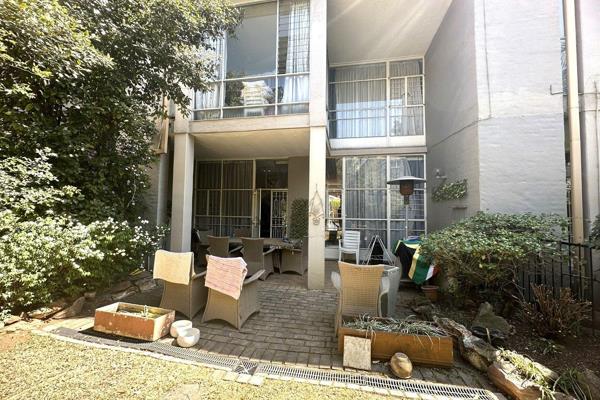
110;261;497;391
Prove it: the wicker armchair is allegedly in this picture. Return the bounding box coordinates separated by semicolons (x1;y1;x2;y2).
201;257;264;330
331;261;389;332
153;250;208;319
207;235;241;258
241;238;275;280
280;238;308;276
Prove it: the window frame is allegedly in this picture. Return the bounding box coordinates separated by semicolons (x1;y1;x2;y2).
193;0;310;120
328;58;426;139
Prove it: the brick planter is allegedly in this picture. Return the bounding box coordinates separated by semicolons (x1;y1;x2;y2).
93;302;175;341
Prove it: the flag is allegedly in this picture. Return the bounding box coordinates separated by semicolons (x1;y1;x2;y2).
394;239;438;285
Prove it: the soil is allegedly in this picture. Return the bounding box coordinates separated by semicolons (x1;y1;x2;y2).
434;301;600;376
0;331;31;352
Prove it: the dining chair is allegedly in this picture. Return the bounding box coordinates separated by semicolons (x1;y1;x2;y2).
241;238;276;280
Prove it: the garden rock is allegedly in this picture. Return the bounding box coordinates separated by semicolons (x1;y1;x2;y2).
578;368;600;400
111;280;134;293
111;286;138;301
472;302;513;337
410;297;437;321
28;299;68;319
52;296;85;319
434;316;498;371
133;277;157;292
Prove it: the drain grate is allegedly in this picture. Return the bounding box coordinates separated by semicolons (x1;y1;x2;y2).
256;364;496;400
51;328;498;399
144;342;240;370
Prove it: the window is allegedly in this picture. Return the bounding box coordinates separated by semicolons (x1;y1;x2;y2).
342;155;426;250
328;59;425;138
193;0;310;120
194;160;253;236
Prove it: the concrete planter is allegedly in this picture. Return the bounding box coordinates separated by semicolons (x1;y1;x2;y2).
338;316;453;367
487;361;543;400
93;302;175;341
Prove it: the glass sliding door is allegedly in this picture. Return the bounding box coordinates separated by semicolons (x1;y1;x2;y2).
341;155;426;251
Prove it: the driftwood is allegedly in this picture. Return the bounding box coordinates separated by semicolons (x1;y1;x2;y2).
433;316;498;371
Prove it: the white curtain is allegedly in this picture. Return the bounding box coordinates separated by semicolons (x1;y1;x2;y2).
195;37;224;110
330;64;386;138
281;0;309;104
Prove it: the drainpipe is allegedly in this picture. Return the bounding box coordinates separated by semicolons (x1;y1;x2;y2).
563;0;584;243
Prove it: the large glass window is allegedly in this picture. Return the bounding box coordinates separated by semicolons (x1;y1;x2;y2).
342;155;426;250
194;0;310;120
329;59;425;138
194;160;253;236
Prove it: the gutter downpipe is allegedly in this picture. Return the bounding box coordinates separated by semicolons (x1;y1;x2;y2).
563;0;584;243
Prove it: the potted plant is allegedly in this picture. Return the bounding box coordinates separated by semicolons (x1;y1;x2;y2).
338;315;454;367
94;302;175;341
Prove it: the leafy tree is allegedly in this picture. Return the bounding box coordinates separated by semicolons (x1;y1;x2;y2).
0;0;239;221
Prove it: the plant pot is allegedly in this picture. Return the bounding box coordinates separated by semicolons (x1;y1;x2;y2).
93;302;175;341
170;320;193;338
337;316;453;367
177;327;200;348
422;285;439;302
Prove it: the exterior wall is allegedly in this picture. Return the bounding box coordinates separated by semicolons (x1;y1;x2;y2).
425;0;481;230
426;0;567;232
475;0;566;216
143;154;169;227
576;0;600;234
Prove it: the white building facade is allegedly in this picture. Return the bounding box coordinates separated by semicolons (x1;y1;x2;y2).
147;0;600;289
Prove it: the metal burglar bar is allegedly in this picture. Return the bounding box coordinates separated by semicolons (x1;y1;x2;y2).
517;241;599;334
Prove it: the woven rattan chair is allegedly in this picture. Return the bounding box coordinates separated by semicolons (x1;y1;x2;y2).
153;250;207;319
207;235;242;258
201;257;264;330
241;238;275;280
331;261;389;332
280;238;308;275
339;230;361;262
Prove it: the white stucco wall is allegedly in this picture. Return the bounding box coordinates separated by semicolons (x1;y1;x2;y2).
577;0;600;234
425;0;481;230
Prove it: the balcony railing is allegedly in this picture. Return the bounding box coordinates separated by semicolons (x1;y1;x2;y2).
193;72;309;120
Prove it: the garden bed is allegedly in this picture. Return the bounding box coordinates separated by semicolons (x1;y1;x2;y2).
337;315;453;367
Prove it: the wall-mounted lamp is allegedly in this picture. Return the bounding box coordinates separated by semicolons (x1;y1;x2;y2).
435;168;447;180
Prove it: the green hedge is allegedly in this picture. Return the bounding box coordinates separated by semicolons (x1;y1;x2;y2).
419;212;566;299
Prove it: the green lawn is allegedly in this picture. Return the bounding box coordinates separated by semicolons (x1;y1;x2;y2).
0;333;387;400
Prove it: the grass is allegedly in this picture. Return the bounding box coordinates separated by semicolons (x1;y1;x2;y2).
0;333;387;400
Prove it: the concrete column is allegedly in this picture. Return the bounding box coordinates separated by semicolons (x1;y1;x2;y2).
307;0;327;289
308;127;327;289
170;133;194;252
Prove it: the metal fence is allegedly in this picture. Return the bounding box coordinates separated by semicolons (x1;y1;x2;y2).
517;241;600;333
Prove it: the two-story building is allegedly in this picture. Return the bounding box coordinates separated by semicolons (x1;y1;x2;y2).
146;0;600;290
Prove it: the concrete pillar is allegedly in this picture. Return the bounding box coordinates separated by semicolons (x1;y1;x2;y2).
170;133;194;252
307;0;327;289
308;128;327;289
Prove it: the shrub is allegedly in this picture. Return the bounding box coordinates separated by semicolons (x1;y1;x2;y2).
521;284;591;338
0;212;164;315
289;199;308;240
590;214;600;248
419;212;566;299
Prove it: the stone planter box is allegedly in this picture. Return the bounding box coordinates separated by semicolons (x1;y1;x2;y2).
93;302;175;341
338;316;453;367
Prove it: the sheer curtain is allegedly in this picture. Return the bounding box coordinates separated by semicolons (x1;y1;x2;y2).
195;37;224;110
330;63;386;138
281;0;309;104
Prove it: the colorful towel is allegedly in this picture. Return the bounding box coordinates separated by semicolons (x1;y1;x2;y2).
393;240;438;285
205;256;248;300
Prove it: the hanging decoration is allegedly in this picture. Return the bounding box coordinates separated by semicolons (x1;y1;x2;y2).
308;184;324;225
